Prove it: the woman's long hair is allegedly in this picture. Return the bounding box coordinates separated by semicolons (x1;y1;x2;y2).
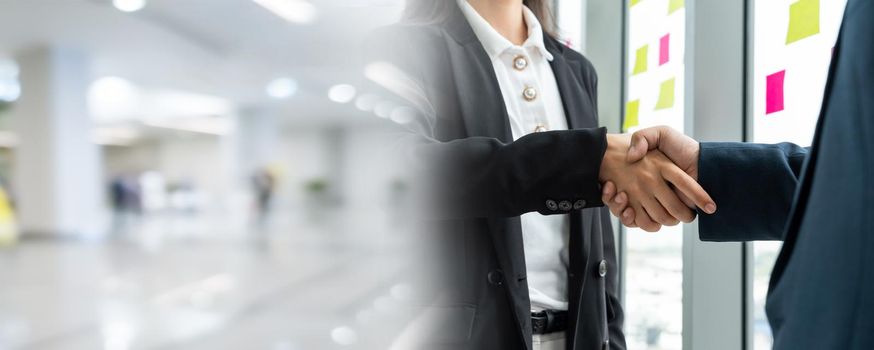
402;0;556;36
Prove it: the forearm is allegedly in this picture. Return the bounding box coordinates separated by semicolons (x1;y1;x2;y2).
697;142;808;241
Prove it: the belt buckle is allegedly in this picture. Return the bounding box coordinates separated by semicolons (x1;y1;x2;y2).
531;310;555;334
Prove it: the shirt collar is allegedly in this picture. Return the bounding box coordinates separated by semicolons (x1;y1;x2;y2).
456;0;554;61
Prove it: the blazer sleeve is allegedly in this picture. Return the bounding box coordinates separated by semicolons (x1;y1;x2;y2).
368;26;609;219
696;142;809;241
407;128;608;219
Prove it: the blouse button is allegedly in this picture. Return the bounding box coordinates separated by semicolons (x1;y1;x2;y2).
513;55;529;71
523;86;538;101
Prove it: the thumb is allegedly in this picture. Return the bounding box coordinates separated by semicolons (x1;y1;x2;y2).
626;131;651;162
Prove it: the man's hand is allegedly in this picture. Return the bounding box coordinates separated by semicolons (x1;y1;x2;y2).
602;126;716;228
600;133;714;232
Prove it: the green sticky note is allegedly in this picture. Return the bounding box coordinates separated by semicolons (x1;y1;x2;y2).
632;45;648;75
624;100;640;132
786;0;820;44
655;78;675;110
668;0;684;14
630;0;642;7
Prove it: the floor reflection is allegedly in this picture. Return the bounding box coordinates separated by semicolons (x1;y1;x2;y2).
0;209;413;350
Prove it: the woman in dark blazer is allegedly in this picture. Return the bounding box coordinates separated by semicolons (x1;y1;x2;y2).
368;1;714;349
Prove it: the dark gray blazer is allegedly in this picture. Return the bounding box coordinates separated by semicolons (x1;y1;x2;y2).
368;3;625;350
697;1;874;348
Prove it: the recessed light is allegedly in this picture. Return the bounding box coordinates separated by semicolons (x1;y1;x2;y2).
113;0;147;12
328;84;357;103
355;94;379;111
266;78;298;99
252;0;317;24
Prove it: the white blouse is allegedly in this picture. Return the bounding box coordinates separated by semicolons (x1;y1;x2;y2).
458;0;571;311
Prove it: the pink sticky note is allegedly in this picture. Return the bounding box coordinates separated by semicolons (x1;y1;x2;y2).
766;70;786;114
659;34;670;65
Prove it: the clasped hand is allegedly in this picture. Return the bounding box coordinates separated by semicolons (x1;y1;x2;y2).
598;126;716;232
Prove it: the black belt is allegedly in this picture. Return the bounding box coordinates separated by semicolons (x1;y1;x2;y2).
531;309;568;335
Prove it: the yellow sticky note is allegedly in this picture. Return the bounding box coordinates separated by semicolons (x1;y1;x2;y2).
655;78;675;110
630;0;642;7
786;0;820;44
668;0;684;14
624;100;640;132
632;45;648;75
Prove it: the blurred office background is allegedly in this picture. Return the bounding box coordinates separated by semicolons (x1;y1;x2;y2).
0;0;420;349
0;0;847;349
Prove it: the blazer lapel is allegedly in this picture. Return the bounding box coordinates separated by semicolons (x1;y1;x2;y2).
547;44;597;130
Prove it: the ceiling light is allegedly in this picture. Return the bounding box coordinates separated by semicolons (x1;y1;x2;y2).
252;0;317;24
390;107;417;124
0;59;20;103
0;79;20;103
330;327;358;346
374;101;394;118
113;0;147;12
266;78;298;99
328;84;357;103
355;94;379;111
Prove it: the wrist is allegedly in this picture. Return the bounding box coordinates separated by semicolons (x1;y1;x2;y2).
600;134;631;182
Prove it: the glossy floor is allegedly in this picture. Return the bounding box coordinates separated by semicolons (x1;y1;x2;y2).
0;211;413;350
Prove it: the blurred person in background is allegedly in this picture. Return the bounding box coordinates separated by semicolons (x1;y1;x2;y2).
252;166;276;228
372;1;715;349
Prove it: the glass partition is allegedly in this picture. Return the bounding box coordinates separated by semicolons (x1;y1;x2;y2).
624;0;686;348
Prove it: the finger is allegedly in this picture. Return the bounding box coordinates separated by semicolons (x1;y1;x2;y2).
653;179;696;223
662;166;717;214
676;190;696;209
621;207;637;227
627;126;668;163
614;192;628;205
641;194;678;227
601;182;625;218
602;181;617;204
634;203;661;232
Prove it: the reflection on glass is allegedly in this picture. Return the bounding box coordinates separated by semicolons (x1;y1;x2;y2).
751;0;846;348
624;0;686;348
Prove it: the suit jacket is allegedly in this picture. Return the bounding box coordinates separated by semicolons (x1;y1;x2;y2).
696;1;874;348
369;4;625;350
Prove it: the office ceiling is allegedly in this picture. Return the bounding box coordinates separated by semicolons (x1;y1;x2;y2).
0;0;404;127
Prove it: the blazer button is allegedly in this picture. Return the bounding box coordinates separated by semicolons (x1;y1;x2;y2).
488;270;504;286
558;200;572;211
602;339;610;350
546;200;559;211
598;260;608;278
573;200;586;210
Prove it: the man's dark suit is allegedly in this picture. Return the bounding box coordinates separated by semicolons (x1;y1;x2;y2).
369;3;625;350
697;1;873;348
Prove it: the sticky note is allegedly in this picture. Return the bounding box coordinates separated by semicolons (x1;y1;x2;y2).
624;100;640;131
655;78;675;110
659;34;670;66
669;0;684;14
630;0;642;7
632;45;648;75
786;0;820;44
766;70;786;114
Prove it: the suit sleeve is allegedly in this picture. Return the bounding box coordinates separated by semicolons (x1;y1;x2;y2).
696;142;809;241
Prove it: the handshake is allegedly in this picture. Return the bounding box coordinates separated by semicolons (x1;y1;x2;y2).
598;126;717;232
